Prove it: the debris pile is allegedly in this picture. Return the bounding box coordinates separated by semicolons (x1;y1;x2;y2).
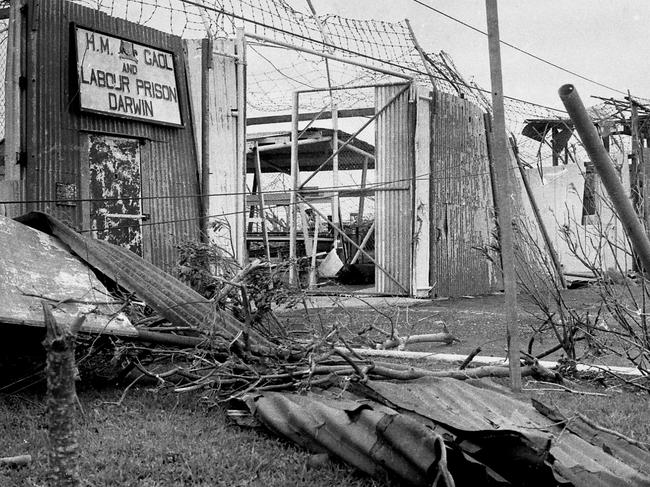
2;212;650;487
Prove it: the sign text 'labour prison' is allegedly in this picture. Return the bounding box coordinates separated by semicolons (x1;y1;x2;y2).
75;27;182;126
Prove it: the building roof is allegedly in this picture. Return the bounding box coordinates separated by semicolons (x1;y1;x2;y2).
246;127;375;173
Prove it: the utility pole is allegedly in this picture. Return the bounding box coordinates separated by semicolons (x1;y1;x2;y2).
485;0;521;392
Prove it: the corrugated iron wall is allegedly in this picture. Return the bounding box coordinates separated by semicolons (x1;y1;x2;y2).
23;0;201;272
375;84;414;295
429;90;500;297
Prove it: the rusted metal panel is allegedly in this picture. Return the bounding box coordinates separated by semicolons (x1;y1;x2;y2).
242;379;650;486
429;90;499;297
23;0;201;272
0;215;136;337
17;212;271;348
243;392;448;486
374;84;414;295
362;378;650;487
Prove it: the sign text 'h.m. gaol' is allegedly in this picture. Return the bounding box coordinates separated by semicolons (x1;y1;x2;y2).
75;27;182;126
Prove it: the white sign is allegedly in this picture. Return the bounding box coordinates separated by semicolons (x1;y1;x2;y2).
75;26;182;126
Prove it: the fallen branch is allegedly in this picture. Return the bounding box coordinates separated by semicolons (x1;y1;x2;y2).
575;411;650;452
379;332;457;350
533;398;650;452
523;380;608;397
0;455;32;467
459;347;482;370
311;362;560;382
212;259;263;303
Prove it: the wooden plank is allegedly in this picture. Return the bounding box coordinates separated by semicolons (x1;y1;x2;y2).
235;29;247;264
412;85;431;297
254;144;271;263
246;107;375;126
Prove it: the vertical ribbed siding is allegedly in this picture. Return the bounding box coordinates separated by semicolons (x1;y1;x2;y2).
429;91;499;297
24;0;201;273
375;85;414;295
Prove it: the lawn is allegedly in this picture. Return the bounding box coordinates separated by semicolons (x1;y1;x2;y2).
0;388;391;487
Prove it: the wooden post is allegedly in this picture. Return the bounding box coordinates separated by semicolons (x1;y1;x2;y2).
309;214;320;288
235;29;247;264
289;91;299;285
254;143;272;264
200;37;213;240
331;105;340;230
358;155;369;225
350;221;375;265
485;0;521;392
42;304;84;486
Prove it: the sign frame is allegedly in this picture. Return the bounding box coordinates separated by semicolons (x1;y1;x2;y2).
73;23;184;128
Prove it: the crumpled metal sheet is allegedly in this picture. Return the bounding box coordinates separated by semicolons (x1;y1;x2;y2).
240;380;650;487
241;389;561;486
357;378;650;487
16;212;270;347
0;215;136;337
242;392;452;486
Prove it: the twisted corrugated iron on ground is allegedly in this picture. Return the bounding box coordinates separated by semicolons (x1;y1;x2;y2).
15;212;271;349
239;379;650;486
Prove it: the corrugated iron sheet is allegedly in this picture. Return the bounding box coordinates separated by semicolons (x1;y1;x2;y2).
241;392;453;486
374;84;414;295
0;179;25;218
17;212;271;348
429;91;500;297
359;378;650;487
240;379;650;486
0;215;136;337
24;0;201;272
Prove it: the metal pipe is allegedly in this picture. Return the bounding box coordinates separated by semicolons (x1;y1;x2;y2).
559;84;650;274
295;81;412;94
245;32;413;81
289;91;299;284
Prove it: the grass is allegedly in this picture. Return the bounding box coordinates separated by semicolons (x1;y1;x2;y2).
527;386;650;444
1;376;648;487
0;388;389;487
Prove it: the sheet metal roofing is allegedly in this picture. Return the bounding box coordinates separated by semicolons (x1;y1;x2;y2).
362;378;650;487
16;212;272;348
242;378;650;486
0;215;136;337
246;127;375;173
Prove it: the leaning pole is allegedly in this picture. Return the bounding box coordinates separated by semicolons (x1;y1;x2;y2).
559;84;650;274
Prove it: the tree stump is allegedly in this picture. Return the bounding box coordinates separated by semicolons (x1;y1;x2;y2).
42;304;83;487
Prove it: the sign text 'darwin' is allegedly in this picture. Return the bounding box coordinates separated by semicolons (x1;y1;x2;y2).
75;27;182;126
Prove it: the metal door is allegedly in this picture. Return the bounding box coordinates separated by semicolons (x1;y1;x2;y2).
88;135;144;255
